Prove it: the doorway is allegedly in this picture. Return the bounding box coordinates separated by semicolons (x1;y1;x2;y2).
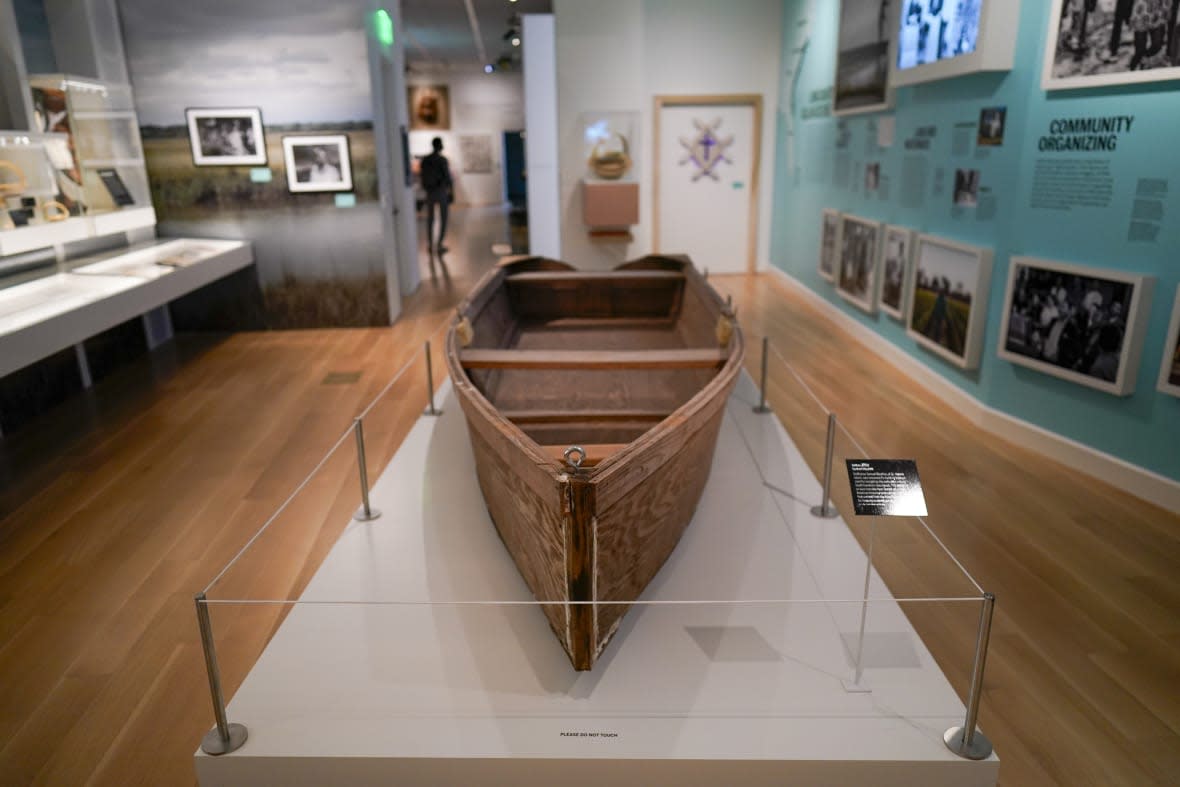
653;94;762;273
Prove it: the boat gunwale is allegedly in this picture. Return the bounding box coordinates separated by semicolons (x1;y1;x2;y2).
445;256;744;499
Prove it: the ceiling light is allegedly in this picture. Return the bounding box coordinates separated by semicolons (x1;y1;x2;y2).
511;36;521;47
484;64;495;73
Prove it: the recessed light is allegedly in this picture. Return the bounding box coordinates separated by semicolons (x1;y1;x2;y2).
484;64;495;73
511;36;521;47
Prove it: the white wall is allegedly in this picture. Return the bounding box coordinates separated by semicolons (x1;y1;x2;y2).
406;69;524;207
553;0;782;270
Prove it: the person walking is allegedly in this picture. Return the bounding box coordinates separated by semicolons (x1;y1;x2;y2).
420;137;453;256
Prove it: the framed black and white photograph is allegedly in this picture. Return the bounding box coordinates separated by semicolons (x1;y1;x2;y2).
834;0;895;115
880;224;913;320
999;257;1154;396
836;214;882;314
1043;0;1180;90
819;209;842;283
905;234;993;369
953;168;980;207
865;162;881;192
892;0;1020;86
1159;285;1180;397
978;106;1006;146
282;135;353;193
185;108;266;166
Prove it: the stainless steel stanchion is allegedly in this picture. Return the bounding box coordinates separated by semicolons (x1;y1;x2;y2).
843;518;876;693
810;413;840;518
195;592;248;755
944;592;996;760
424;341;440;416
753;336;772;414
352;417;381;521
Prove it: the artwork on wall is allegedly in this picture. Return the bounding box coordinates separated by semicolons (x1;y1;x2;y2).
836;214;881;314
978;106;1006;146
865;162;880;191
678;118;735;181
896;0;984;70
459;134;494;174
953;168;980;206
880;224;913;320
1159;285;1180;397
282;135;353;193
834;0;895;115
1043;0;1180;90
998;257;1155;396
818;209;841;282
408;85;450;131
906;234;993;370
185;108;266;166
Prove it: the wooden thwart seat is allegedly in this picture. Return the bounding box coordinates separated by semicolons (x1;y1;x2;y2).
503;409;671;424
457;348;727;370
505;271;684;285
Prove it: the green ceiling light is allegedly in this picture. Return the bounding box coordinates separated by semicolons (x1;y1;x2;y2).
374;9;395;48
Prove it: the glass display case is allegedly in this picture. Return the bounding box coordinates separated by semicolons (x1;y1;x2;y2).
0;132;71;232
28;74;153;218
579;110;639;182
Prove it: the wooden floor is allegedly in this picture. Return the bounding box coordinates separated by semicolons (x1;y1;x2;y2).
0;228;1177;783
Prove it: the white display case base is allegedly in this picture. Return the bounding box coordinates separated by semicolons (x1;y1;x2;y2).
196;375;998;786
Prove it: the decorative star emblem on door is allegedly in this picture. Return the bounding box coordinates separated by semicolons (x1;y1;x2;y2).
679;118;734;181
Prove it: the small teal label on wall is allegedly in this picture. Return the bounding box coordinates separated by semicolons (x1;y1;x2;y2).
334;193;357;208
733;181;745;189
249;168;272;183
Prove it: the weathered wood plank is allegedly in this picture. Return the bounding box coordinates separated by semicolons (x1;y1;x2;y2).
504;409;670;424
458;348;727;370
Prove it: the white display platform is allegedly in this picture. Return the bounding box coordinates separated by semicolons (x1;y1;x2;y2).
0;238;252;378
196;375;998;786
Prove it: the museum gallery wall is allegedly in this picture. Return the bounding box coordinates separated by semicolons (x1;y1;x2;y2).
773;0;1179;482
405;71;525;208
118;0;388;329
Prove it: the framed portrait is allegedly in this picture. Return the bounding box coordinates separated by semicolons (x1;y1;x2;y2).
953;168;980;207
833;0;895;116
1159;285;1180;397
408;84;451;131
879;224;913;320
1043;0;1180;90
185;108;266;167
905;234;993;370
819;209;842;283
836;214;882;314
999;257;1154;396
282;135;353;193
978;106;1006;146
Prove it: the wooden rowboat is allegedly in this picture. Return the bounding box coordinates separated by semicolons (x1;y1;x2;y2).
445;255;744;670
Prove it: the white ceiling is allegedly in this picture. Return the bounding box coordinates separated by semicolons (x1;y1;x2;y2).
400;0;552;72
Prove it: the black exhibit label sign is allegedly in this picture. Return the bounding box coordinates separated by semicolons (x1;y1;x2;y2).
845;460;928;517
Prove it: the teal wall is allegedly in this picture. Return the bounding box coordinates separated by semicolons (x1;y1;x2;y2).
772;0;1179;481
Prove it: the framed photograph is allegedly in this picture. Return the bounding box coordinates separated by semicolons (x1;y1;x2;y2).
905;234;993;369
833;0;895;116
1043;0;1180;90
978;106;1006;146
880;224;913;320
998;257;1154;396
1159;285;1180;397
953;168;980;207
819;209;842;283
185;108;266;167
836;214;882;314
893;0;1019;87
408;84;451;131
865;162;880;192
282;135;353;193
459;134;494;174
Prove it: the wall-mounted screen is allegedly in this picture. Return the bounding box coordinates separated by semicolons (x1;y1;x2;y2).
891;0;1018;87
896;0;983;71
